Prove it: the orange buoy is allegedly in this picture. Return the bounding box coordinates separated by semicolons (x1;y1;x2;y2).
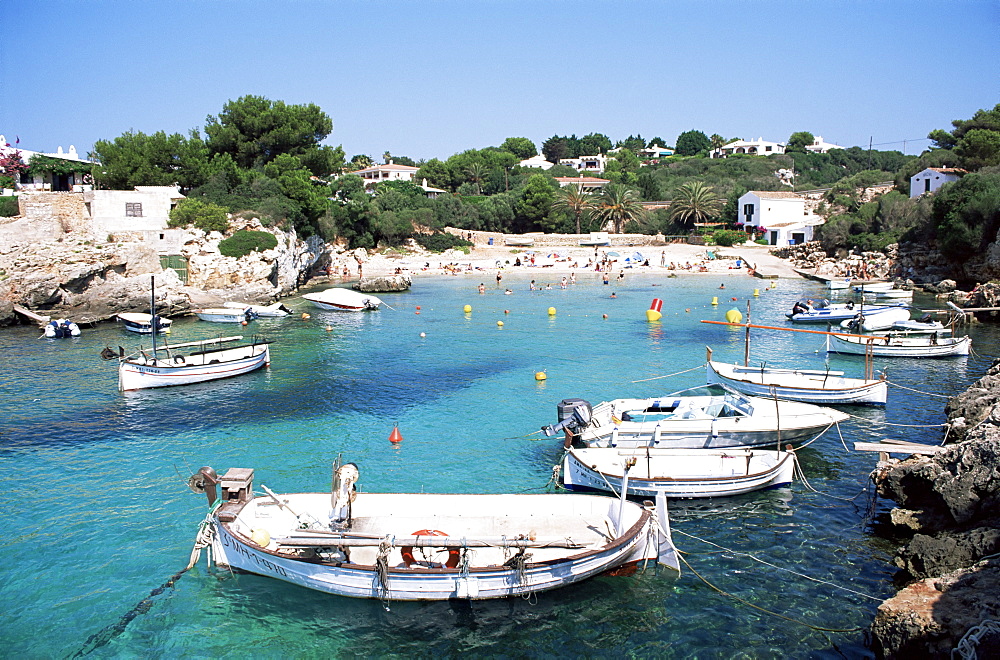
416;305;421;310
389;424;403;444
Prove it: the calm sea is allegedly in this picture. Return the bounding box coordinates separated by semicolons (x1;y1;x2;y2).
2;271;996;658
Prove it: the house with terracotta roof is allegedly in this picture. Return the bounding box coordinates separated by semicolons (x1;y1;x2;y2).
738;191;823;246
909;167;965;198
349;160;420;189
554;176;610;192
712;137;786;159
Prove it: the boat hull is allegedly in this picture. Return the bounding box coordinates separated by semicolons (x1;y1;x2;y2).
826;333;970;358
207;492;661;601
563;448;795;498
788;303;906;324
118;344;270;390
706;362;887;405
302;289;382;312
194;308;254;323
118;313;172;334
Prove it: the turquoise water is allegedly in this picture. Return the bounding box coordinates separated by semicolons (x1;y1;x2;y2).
2;271;997;658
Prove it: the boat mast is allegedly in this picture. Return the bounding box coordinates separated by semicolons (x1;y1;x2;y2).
744;300;751;367
150;275;157;356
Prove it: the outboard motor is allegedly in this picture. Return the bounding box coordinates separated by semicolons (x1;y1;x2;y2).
542;398;593;445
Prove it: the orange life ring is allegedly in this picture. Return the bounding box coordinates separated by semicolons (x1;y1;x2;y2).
400;529;460;568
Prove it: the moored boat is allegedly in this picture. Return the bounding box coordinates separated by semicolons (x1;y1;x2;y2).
786;300;906;324
826;332;971;358
43;319;81;338
188;462;679;601
117;312;172;334
891;316;949;334
194;307;258;323
562;447;796;498
115;335;271;390
839;306;911;332
302;288;383;311
706;361;887;405
223;301;291;317
543;386;849;450
852;281;894;293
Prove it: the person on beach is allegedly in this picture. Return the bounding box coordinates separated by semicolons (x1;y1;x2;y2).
530;280;536;290
661;251;666;267
478;283;485;294
560;277;567;289
504;289;513;295
570;272;576;284
719;283;725;289
610;292;617;298
496;271;502;286
617;271;625;282
602;272;609;285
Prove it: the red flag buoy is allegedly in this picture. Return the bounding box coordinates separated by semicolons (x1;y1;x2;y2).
389;424;403;444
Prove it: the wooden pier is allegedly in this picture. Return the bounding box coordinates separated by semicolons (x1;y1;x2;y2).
12;305;49;325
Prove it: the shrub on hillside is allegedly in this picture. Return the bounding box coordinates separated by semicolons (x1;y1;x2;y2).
0;196;19;217
712;229;747;247
168;198;229;233
414;232;472;252
218;229;278;258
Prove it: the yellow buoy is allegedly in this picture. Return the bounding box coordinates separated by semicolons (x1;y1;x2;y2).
645;309;662;322
497;320;504;327
547;307;556;316
535;371;547;381
753;288;760;297
711;296;719;305
725;309;743;324
463;304;472;313
250;528;271;547
301;313;310;320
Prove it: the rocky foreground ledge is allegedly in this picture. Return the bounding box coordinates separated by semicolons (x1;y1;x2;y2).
870;361;1000;657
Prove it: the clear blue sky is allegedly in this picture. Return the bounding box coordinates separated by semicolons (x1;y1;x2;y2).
3;0;997;161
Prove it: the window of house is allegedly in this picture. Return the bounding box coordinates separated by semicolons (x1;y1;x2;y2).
125;202;143;217
765;146;772;152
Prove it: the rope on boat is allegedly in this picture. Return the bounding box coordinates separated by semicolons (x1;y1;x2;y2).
374;538;393;611
72;513;217;658
631;363;706;383
675;551;868;634
885;380;953;398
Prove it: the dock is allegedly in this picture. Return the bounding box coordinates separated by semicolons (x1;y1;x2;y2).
854;438;947;461
13;305;49;325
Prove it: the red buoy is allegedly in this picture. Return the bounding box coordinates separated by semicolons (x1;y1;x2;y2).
389;424;403;444
649;298;663;312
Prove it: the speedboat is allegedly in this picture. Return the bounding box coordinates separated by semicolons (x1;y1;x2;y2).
223;301;291;317
43;319;81;338
543;386;849;450
186;462;678;601
839;306;911;332
117;312;172;334
706;361;887;405
302;288;382;311
787;300;906;324
194;307;258;323
562;446;796;498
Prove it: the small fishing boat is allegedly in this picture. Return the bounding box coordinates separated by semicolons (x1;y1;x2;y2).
302;288;383;311
787;300;906;324
562;447;796;498
223;301;291;317
543;386;849;450
187;462;678;601
852;281;894;293
890;316;948;334
43;319;81;338
117;312;172;334
870;288;914;299
706;361;887;405
839;306;911;332
194;307;258;323
826;332;971;358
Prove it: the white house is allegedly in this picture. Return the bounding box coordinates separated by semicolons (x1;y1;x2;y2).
712;137;786;158
0;134;93;192
558;154;611;174
518;154;553;170
418;178;447;199
84;186;186;252
909;167;965;198
638;143;674;159
804;136;844;153
554;176;610;192
738;191;822;246
349;161;420;189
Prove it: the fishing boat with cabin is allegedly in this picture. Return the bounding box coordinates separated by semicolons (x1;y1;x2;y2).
187;461;679;601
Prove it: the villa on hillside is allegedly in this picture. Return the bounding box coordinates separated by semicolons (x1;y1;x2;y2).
554;176;610;192
804;136;844;153
348;161;420;189
637;143;674;159
909;167;965;197
0;134;93;192
712;137;786;159
518;154;554;170
738;190;823;246
557;154;611;174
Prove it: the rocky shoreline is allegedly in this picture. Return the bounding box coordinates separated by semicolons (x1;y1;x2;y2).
869;360;1000;657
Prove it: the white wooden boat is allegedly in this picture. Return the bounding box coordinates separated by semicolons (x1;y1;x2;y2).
891;318;948;334
852;281;894;293
543;386;849;450
188;463;678;601
787;300;906;323
43;319;81;338
839;307;911;331
870;289;913;299
115;335;271;390
194;307;257;323
224;301;291;317
826;332;971;358
827;278;852;290
117;312;172;334
302;288;383;311
706;361;887;405
563;447;796;498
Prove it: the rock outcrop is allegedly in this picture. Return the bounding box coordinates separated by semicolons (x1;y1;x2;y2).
356;274;411;293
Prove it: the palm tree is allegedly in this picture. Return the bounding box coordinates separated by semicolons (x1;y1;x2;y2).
669;181;723;230
552;185;594;234
592;184;645;234
710;134;726;157
464;162;487;195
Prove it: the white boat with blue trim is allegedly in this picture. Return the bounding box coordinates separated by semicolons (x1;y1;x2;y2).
706;361;887;405
188;462;678;601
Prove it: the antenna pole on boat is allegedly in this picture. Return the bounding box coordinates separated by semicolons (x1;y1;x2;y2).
150;275;157;357
744;300;751;367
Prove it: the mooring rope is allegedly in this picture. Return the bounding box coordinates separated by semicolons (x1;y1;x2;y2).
631;363;706;383
886;380;953;398
952;619;1000;660
792;453;868;503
